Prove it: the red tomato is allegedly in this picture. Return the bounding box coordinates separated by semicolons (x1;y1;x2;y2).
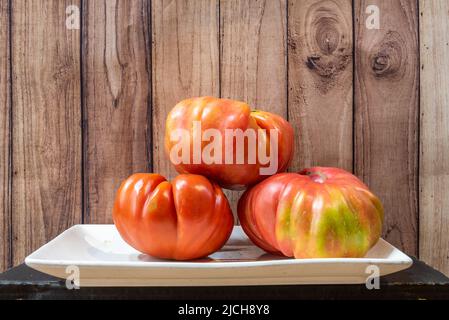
238;167;384;258
165;97;294;189
113;173;234;260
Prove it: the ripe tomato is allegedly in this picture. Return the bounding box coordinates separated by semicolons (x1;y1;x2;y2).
238;167;384;258
165;96;294;189
113;173;234;260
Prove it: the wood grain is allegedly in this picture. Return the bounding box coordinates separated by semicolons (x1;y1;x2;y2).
152;0;220;179
0;0;10;272
220;0;287;215
83;0;152;223
11;0;82;265
419;0;449;274
0;0;447;275
354;0;419;255
288;0;353;171
220;0;287;117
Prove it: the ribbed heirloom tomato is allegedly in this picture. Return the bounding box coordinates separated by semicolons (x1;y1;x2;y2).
165;96;294;189
238;167;384;258
113;173;234;260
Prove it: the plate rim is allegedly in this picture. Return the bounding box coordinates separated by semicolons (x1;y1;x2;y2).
25;224;413;269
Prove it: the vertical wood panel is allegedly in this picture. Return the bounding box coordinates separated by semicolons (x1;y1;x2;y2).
419;0;449;274
220;0;287;117
288;0;353;172
152;0;219;179
83;0;152;223
220;0;287;214
0;0;10;271
11;0;82;265
354;0;419;255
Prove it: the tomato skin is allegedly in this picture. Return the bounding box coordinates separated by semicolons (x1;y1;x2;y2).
165;97;294;190
113;173;234;260
238;167;384;258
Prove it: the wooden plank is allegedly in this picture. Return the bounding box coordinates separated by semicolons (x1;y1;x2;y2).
354;0;419;255
220;0;287;215
11;0;82;265
0;0;10;272
419;0;449;275
220;0;287;117
83;0;152;223
152;0;219;177
287;0;353;171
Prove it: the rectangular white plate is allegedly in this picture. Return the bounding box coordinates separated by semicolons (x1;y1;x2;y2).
25;225;413;287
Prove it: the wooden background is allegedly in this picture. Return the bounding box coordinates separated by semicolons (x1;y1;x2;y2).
0;0;448;276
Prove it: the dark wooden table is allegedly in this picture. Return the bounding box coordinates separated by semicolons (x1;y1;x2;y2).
1;259;449;300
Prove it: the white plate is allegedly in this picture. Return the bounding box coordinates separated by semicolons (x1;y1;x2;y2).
25;225;413;287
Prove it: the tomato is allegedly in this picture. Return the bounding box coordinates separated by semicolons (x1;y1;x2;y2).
165;96;294;190
113;173;234;260
238;167;384;258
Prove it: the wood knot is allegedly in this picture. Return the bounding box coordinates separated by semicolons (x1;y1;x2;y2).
370;31;406;80
315;17;340;55
373;55;389;71
305;52;351;78
52;62;73;83
301;3;352;93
